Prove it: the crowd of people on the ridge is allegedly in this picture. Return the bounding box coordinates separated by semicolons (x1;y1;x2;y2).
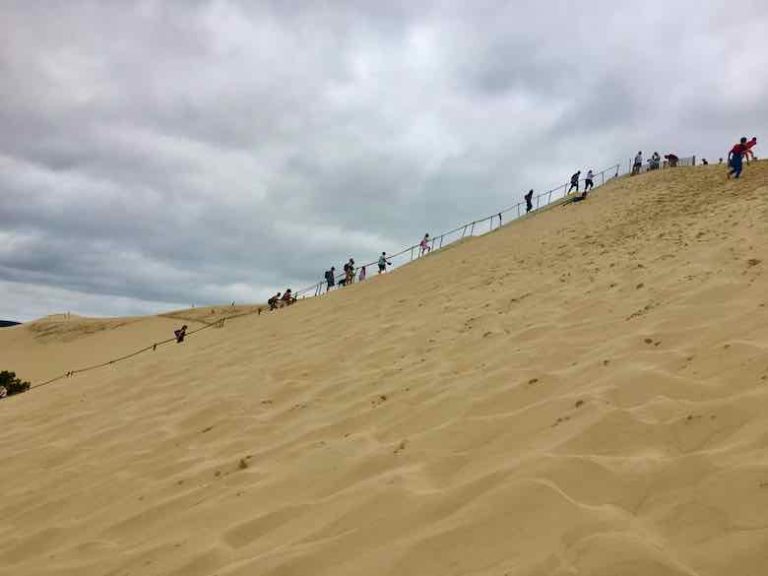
631;151;680;174
627;136;758;179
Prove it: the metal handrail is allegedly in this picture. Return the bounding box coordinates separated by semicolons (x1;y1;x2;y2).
297;162;623;298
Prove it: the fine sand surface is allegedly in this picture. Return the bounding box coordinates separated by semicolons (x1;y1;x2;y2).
2;162;768;575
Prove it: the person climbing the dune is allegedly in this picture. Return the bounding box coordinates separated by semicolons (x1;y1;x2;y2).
568;171;581;194
378;252;391;274
343;258;355;285
632;151;643;175
728;137;749;179
584;169;595;193
664;153;679;168
650;152;661;170
525;189;534;213
174;325;188;343
280;289;295;306
268;292;281;310
420;234;431;256
358;265;366;282
324;266;336;293
745;137;758;162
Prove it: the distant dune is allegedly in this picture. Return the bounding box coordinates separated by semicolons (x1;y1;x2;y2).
1;162;767;576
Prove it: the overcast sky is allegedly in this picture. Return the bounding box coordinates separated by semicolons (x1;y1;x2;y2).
1;0;766;321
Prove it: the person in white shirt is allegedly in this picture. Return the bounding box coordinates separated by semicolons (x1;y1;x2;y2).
584;169;594;193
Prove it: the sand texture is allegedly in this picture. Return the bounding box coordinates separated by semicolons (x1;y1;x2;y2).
2;163;768;575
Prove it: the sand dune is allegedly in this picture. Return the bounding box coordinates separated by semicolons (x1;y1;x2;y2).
2;163;768;575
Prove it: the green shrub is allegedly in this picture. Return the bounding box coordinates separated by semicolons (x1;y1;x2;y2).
0;370;31;397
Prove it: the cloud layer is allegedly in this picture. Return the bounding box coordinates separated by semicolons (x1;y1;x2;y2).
2;0;767;320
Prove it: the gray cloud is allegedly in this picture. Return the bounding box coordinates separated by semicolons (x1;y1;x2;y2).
2;0;767;321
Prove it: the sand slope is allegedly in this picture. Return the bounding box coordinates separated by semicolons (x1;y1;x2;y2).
2;163;768;575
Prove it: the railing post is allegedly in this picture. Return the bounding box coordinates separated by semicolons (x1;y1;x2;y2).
517;203;521;217
470;221;475;236
461;224;468;238
498;212;502;229
410;246;414;261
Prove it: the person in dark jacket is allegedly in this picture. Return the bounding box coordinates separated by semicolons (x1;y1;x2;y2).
524;189;534;213
174;325;188;343
568;171;581;194
324;267;336;292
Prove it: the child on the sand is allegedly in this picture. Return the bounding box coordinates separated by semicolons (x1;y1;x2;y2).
359;266;366;282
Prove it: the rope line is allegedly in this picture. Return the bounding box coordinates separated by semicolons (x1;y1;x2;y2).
21;156;695;395
28;307;264;392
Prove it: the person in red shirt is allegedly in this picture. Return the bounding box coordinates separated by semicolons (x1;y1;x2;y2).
728;137;749;179
744;137;758;162
280;289;295;306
